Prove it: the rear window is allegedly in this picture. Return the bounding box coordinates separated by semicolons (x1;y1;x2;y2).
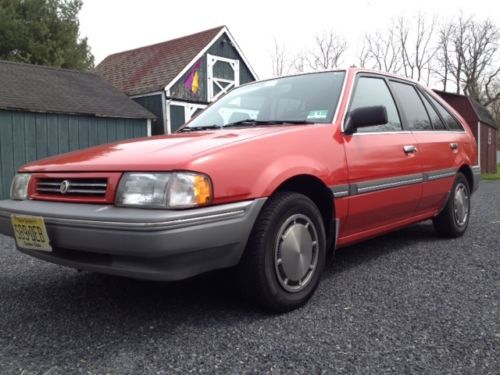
427;95;464;131
418;91;446;130
390;81;432;130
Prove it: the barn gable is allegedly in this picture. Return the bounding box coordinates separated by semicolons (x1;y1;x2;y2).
97;26;257;135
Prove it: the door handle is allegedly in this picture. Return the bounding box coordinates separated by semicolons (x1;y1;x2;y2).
450;143;459;150
403;145;417;154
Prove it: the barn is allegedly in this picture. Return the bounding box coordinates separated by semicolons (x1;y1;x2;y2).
96;26;258;135
435;90;498;174
0;60;155;199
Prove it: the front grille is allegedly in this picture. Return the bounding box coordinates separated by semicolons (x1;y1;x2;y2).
36;178;108;197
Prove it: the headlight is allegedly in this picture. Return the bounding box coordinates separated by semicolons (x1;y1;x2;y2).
115;172;213;209
167;172;213;208
10;173;32;200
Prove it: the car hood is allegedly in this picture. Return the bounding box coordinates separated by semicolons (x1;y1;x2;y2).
21;126;310;172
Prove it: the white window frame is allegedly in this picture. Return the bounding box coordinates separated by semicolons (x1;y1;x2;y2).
166;100;207;133
207;53;240;102
477;121;481;167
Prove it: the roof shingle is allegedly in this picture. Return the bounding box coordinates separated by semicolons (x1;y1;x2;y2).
96;26;224;96
469;98;497;129
0;60;155;119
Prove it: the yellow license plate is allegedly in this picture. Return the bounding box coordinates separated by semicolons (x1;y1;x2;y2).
11;215;52;252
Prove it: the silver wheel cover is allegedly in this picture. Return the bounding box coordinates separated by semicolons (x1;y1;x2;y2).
274;214;319;293
454;182;469;227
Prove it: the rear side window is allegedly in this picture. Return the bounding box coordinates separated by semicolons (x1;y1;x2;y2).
349;77;402;132
418;91;446;130
427;95;464;131
390;81;432;130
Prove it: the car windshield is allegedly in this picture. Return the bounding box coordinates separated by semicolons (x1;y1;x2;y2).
182;71;346;131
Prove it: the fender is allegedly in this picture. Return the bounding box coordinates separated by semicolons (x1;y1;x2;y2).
253;155;333;198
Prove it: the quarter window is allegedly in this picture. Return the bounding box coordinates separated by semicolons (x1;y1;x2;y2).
427;95;464;131
349;77;402;132
390;81;432;130
418;91;446;130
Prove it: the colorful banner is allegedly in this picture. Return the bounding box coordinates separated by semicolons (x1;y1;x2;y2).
184;60;202;95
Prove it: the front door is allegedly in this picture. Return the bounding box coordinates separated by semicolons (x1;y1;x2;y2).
342;75;423;236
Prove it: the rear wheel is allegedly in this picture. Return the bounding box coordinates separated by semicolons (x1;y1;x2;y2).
238;192;326;312
433;172;470;238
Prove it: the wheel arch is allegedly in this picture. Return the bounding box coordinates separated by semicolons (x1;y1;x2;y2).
458;164;473;191
273;174;336;249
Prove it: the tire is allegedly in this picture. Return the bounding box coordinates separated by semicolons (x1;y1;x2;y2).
433;172;471;238
238;192;326;312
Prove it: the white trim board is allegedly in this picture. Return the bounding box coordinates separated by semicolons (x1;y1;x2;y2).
164;26;258;93
477;121;481;167
129;91;164;99
160;91;167;134
207;53;240;102
166;100;207;134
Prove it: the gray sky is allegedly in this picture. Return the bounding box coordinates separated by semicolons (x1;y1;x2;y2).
80;0;499;79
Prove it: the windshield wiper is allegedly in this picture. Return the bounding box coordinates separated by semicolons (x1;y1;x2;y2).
224;119;315;127
178;124;222;132
179;119;315;132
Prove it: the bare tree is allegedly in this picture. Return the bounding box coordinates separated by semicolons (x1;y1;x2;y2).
396;13;438;84
270;39;291;77
357;44;370;69
435;22;455;92
448;16;469;94
292;51;307;73
437;15;500;105
358;28;402;73
460;19;499;104
307;30;348;71
357;14;437;83
489;81;500;122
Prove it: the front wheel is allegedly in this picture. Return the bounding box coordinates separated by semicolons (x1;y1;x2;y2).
238;192;327;312
433;172;471;238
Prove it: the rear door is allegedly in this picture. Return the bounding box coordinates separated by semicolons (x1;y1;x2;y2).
342;75;422;236
389;82;460;215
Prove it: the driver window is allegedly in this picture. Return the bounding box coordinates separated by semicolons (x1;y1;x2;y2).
350;77;402;132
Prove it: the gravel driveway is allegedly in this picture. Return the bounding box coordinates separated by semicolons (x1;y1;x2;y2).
0;181;498;374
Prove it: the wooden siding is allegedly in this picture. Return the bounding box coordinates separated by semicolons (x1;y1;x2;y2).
170;105;186;133
480;124;497;174
207;34;254;85
133;94;165;135
170;58;208;103
0;110;147;199
170;33;255;102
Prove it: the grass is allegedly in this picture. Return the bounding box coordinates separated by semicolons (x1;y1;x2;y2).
481;163;500;180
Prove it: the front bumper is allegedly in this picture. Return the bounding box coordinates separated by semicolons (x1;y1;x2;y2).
0;198;266;280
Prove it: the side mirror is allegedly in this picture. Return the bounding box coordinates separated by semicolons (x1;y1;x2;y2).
344;106;388;135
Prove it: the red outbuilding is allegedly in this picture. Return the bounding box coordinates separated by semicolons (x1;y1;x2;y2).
435;90;497;174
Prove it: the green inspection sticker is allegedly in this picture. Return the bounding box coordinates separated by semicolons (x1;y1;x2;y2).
307;110;329;120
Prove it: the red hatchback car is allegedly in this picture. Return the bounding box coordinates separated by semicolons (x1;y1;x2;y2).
0;68;479;311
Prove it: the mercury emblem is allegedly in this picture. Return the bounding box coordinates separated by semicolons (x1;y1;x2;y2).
59;180;71;194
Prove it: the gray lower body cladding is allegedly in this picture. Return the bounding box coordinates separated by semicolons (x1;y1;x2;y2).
471;165;481;193
0;199;266;281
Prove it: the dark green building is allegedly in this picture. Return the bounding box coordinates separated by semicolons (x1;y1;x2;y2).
0;61;155;199
97;26;258;135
